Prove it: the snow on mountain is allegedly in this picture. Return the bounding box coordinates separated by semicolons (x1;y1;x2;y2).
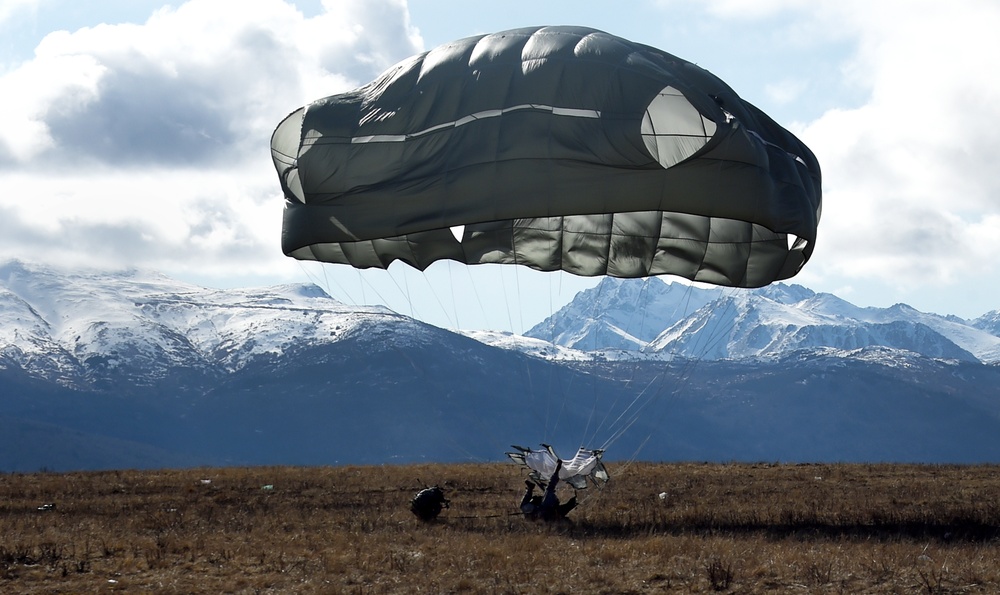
527;278;1000;363
647;290;978;362
5;257;1000;393
0;285;81;382
460;328;671;363
793;295;1000;362
969;310;1000;336
458;330;593;361
0;260;419;387
972;310;1000;334
524;277;718;350
752;282;818;305
814;300;1000;362
970;311;1000;362
131;282;407;369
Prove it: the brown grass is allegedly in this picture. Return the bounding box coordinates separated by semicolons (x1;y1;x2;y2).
1;462;999;593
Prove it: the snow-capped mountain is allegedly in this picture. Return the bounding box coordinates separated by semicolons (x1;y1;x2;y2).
972;310;1000;338
0;260;432;389
520;277;1000;364
524;277;719;350
4;260;1000;472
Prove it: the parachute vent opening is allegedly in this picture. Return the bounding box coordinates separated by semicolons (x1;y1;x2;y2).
449;225;465;243
641;86;717;169
787;233;800;251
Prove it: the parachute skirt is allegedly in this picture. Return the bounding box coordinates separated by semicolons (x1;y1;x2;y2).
507;444;609;490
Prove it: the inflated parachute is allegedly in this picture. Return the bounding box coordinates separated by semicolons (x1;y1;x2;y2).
271;25;821;288
508;444;609;490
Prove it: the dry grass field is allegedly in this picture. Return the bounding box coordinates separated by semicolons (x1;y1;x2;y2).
1;462;998;593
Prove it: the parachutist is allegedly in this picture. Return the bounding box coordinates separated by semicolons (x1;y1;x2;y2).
520;459;577;522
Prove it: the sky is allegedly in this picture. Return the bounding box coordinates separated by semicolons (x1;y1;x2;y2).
1;0;999;333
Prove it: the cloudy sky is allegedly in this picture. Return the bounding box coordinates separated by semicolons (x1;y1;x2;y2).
1;0;998;332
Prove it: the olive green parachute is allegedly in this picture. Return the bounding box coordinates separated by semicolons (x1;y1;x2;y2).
271;26;821;287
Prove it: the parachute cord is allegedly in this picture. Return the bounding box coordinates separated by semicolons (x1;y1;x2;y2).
595;375;661;451
389;330;509;461
375;264;511;461
299;261;510;461
616;296;735;450
581;277;672;449
461;265;491;329
499;265;516;335
441;511;525;520
583;277;655;446
581;281;741;462
447;262;462;329
558;270;563;303
297;261;360;305
401;265;414;318
357;268;366;305
598;285;743;460
588;436;653;500
542;271;567;445
320;265;334;302
381;264;417;319
578;279;608;449
505;253;544;442
353;270;405;315
549;272;556;328
427;273;459;328
513;262;525;335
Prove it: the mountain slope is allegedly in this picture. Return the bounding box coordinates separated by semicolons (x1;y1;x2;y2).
647;291;980;362
0;260;407;389
524;277;719;350
3;260;1000;471
521;276;1000;363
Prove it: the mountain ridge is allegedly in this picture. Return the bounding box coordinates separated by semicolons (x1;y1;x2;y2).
3;260;1000;472
521;277;1000;364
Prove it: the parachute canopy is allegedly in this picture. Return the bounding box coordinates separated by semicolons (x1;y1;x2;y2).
272;26;821;288
508;444;609;490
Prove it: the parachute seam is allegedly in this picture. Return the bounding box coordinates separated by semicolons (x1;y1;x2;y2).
333;104;603;145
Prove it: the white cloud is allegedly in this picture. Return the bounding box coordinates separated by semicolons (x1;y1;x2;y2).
0;0;422;279
0;164;282;271
0;0;421;169
687;0;813;20
0;52;105;161
764;79;807;105
0;0;37;26
800;1;1000;292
